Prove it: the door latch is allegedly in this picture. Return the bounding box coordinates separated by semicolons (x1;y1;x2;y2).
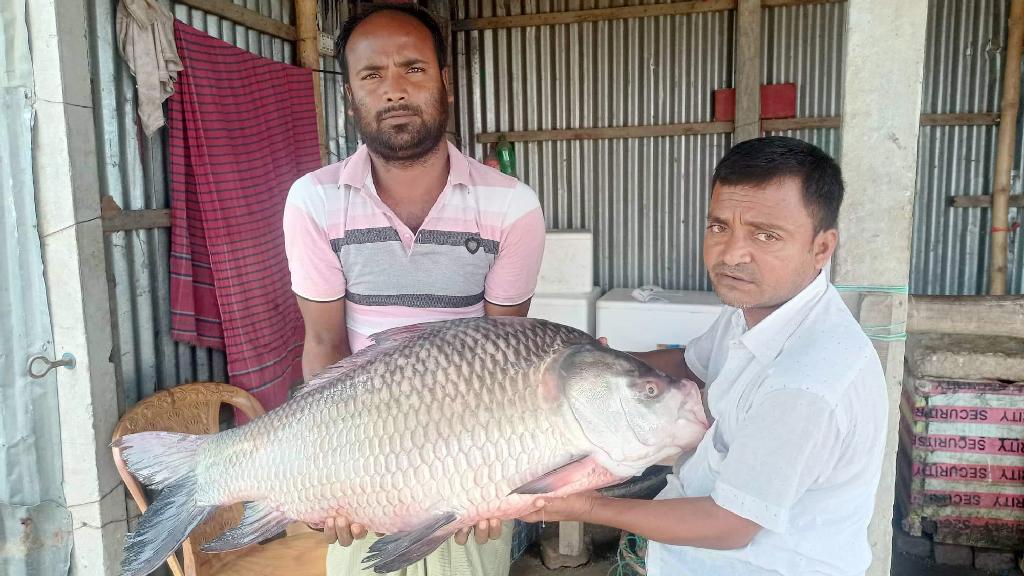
28;352;76;379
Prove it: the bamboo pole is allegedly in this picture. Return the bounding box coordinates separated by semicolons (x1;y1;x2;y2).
990;0;1024;295
297;0;329;166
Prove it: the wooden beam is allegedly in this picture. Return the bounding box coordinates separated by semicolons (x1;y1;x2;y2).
762;0;845;6
450;0;843;31
452;0;736;31
477;122;734;143
734;0;762;142
101;196;171;232
176;0;296;41
991;0;1024;295
948;194;1024;208
765;114;996;132
920;113;1000;126
477;114;1002;144
763;116;841;130
296;0;328;166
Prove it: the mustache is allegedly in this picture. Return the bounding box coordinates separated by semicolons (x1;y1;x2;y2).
376;104;422;122
711;263;756;282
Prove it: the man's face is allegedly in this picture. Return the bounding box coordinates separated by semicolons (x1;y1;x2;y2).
344;11;450;163
703;176;837;311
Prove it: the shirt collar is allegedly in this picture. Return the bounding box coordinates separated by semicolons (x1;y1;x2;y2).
737;270;830;363
337;141;472;191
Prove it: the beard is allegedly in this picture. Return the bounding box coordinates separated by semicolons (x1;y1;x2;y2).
352;88;448;164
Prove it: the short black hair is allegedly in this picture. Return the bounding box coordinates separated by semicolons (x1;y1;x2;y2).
712;136;844;232
335;4;447;83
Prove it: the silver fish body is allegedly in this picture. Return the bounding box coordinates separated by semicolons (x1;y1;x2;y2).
116;317;708;575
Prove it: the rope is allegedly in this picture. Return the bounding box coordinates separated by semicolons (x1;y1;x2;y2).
833;284;909;341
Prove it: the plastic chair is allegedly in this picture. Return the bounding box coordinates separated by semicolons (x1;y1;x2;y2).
111;382;327;576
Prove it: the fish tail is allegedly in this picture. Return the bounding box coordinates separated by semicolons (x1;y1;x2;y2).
113;432;217;576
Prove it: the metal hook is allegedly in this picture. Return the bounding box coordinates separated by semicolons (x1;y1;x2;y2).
28;352;76;379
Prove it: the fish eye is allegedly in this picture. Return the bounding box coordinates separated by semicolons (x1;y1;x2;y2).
643;381;660;398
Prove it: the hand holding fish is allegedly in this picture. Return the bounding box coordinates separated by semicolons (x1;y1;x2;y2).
321;515;371;546
519;491;602;524
453;518;503;545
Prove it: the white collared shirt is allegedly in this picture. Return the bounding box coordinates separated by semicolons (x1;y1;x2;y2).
646;272;887;576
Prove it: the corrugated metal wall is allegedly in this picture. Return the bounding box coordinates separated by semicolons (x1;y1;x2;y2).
453;1;848;291
913;0;1023;295
90;0;352;409
454;0;1021;294
453;0;734;291
762;2;845;158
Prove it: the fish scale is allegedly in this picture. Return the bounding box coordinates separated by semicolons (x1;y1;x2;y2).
196;319;587;529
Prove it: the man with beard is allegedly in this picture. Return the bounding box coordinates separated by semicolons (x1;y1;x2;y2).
282;5;544;575
521;137;888;576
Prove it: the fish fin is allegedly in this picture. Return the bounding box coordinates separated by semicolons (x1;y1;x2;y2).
294;322;441;397
510;455;621;495
361;512;459;574
114;432;216;576
200;501;289;552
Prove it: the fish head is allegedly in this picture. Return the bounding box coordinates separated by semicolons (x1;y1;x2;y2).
551;344;709;472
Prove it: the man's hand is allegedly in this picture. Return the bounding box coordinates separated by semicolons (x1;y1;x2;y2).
320;516;368;546
314;514;384;546
518;492;602;524
453;518;503;545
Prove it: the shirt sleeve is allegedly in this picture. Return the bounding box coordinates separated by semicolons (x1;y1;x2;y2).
484;183;546;306
711;389;843;533
282;176;347;302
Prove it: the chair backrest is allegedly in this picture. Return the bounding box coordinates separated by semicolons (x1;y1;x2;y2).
111;382;266;576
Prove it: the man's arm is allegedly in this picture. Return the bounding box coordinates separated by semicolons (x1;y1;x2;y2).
521;493;760;550
484;298;531;318
296;296;351;381
630;348;704;386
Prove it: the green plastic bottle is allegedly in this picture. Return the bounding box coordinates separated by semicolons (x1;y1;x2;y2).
496;135;517;177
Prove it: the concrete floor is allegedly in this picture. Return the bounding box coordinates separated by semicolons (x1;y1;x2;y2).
509;550;1023;576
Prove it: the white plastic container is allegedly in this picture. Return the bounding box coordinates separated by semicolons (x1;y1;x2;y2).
529;287;603;335
596;288;723;351
537;231;594;293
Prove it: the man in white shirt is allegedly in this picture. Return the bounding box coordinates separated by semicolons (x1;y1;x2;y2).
520;136;888;576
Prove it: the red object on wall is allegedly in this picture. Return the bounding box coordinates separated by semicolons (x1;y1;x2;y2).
713;83;798;122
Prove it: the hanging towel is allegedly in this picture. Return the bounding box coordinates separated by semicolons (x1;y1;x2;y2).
168;21;322;413
116;0;183;136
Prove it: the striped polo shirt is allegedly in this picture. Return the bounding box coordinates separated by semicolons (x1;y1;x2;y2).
283;142;545;351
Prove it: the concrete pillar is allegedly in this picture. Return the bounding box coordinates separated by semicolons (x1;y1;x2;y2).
27;0;128;573
834;1;929;575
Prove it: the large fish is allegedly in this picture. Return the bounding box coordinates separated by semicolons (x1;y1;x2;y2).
115;317;708;575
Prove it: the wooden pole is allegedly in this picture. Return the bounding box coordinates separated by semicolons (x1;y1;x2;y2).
990;0;1024;295
734;0;762;142
297;0;329;166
